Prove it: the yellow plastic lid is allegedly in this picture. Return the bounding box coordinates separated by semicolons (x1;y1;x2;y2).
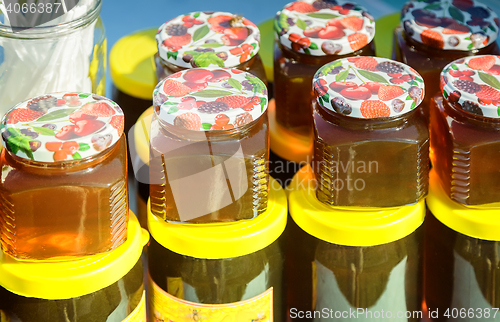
427;170;500;241
288;165;425;247
257;18;274;83
0;212;149;300
134;106;154;165
268;98;313;164
148;177;287;259
110;28;158;100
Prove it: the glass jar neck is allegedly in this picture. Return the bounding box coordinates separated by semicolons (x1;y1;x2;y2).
441;96;500;128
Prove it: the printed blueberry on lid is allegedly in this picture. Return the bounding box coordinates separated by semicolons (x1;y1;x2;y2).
156;12;261;69
274;0;375;56
313;57;425;119
153;67;268;131
441;55;500;118
401;0;499;51
1;93;124;162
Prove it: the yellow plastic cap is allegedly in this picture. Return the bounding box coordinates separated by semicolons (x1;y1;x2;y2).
257;19;274;82
268;99;313;164
110;28;158;100
0;212;149;300
288;165;425;247
148;177;287;259
427;170;500;241
134;106;154;165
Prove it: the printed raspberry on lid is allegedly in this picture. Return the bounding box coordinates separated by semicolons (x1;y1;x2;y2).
153;67;268;131
156;12;261;69
313;57;425;119
274;0;375;56
441;55;500;118
401;0;499;51
1;93;124;162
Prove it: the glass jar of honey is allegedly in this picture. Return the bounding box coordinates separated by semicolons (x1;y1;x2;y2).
0;213;148;322
0;93;128;260
394;0;500;118
150;67;269;223
155;11;266;83
147;177;286;322
431;55;500;206
312;57;429;207
273;0;376;140
286;165;425;321
425;170;500;319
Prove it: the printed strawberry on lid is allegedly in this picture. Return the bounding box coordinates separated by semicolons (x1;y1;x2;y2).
441;55;500;118
156;12;261;69
313;57;425;119
1;93;124;162
274;0;375;56
153;67;268;131
401;0;499;51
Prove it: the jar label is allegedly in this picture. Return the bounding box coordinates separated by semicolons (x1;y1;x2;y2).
123;291;147;322
149;277;273;321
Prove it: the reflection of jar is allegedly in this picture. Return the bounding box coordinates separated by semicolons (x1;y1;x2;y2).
0;93;128;260
312;58;429;207
394;0;500;117
425;170;500;319
0;0;106;119
147;178;286;322
273;0;376;139
150;68;269;223
287;166;425;321
0;213;148;322
431;55;500;206
155;11;266;83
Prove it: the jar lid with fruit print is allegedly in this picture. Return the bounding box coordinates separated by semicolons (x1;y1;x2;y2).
441;55;500;117
0;93;125;162
153;67;268;131
313;57;425;118
401;0;499;51
274;0;375;56
156;12;261;68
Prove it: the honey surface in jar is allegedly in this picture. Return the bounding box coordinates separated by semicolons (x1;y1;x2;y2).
394;0;500;118
155;12;267;83
149;68;269;223
0;93;128;260
274;0;376;138
312;57;429;207
431;55;500;206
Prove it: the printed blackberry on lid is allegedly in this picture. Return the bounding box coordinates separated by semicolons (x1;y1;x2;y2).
441;55;500;117
153;67;268;131
156;12;260;69
401;0;499;51
1;93;124;162
313;57;425;119
274;0;375;56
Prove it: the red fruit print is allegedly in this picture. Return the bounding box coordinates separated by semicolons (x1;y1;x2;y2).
458;76;474;82
239;54;249;64
215;114;230;126
415;16;442;28
303;26;324;38
400;75;415;82
327;18;344;29
223;124;235;130
354;57;378;71
45;142;63;152
361;82;382;94
74;120;106;137
347;33;368;51
449;70;464;77
495;18;500;27
388;73;403;78
163;34;192;51
57;99;66;106
291;43;303;52
442;21;470;34
289;33;301;43
62;141;79;155
230;69;244;74
55;124;78;140
243;18;257;27
420;29;444;49
229;47;244;55
178;97;197;110
360;101;391;118
184;82;208;92
184;69;214;83
487;65;500;75
211;124;223;130
174;112;202;130
209;70;231;82
287;1;318;13
390;78;405;84
340;86;371;100
338;9;350;15
340;16;364;31
196;101;207;108
53;150;68;161
80;102;113;117
5;108;43;124
215;95;251;109
478;98;492;105
452;0;473;10
329;81;358;92
378;85;405;101
297;37;311;47
314;79;329;96
242;103;255;111
110;115;125;134
251;97;261;104
461;70;475;76
347;57;361;63
221;35;244;46
163;79;192;97
207;15;233;33
468;56;496;71
318;26;345;40
69;111;98;124
241;44;253;53
224;27;249;40
476;85;500;101
170;72;182;78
